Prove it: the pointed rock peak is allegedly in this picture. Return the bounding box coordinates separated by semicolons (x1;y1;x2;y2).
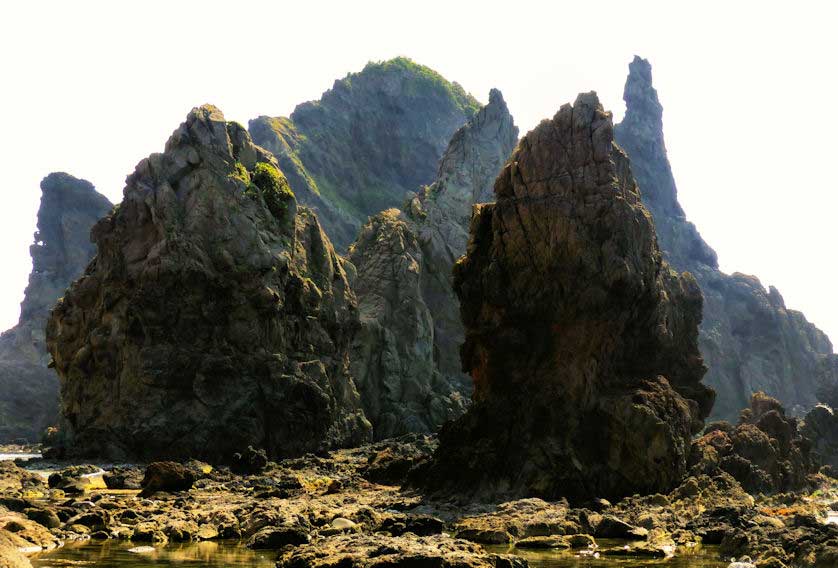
488;88;506;107
623;56;663;129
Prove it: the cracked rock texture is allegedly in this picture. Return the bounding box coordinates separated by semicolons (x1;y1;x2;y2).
348;91;518;439
249;57;481;248
614;56;837;420
46;105;371;461
422;92;713;501
0;173;111;442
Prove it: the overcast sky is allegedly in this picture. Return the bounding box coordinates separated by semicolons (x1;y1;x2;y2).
1;1;835;347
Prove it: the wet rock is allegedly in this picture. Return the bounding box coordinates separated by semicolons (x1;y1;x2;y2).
47;104;371;461
363;435;436;485
103;466;143;490
276;533;526;568
614;56;838;420
422;92;713;501
0;173;112;443
139;462;194;497
22;508;59;530
230;446;269;475
247;525;310;549
594;515;647;540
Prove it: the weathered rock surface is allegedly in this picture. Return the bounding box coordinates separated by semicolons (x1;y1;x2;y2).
277;533;525;568
348;91;517;439
249;57;481;248
689;392;816;493
46;104;371;461
422;92;713;501
801;404;838;472
614;56;838;420
0;174;111;442
139;462;194;497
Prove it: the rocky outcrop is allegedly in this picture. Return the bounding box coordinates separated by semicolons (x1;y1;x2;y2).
348;91;518;439
614;56;838;420
46;105;371;461
249;57;481;248
422;93;714;501
689;392;816;493
801;404;838;472
0;173;112;442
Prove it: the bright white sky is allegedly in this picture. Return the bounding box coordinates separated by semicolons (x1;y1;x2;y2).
0;1;835;348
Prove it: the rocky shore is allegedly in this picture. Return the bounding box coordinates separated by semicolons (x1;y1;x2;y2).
0;435;837;568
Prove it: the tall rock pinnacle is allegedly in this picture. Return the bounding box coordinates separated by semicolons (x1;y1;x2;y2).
47;105;371;460
615;56;837;419
0;173;112;442
349;90;518;439
422;93;713;501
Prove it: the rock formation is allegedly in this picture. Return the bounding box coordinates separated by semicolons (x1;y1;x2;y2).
422;93;714;501
614;56;838;420
249;57;481;248
0;173;112;442
801;404;838;473
46;105;371;461
689;392;816;493
347;90;518;439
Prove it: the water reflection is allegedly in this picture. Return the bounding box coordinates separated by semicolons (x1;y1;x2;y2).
483;544;729;568
32;541;275;568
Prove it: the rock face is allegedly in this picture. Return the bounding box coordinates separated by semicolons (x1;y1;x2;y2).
46;105;371;461
422;93;714;501
614;56;838;420
801;404;838;472
689;392;815;493
0;173;112;442
347;91;518;439
249;57;481;248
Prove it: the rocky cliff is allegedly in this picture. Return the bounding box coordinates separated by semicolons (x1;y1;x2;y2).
422;93;714;501
46;105;371;461
614;56;838;420
348;91;518;439
249;57;481;248
0;173;112;442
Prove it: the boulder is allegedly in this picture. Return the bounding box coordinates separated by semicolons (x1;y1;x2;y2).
801;404;838;473
422;92;713;501
46;104;371;461
139;462;194;496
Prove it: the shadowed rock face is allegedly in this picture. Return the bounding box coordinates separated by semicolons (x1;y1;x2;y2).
249;57;481;248
46;105;371;461
348;91;518;439
0;173;112;442
422;93;714;501
614;56;837;420
690;392;816;493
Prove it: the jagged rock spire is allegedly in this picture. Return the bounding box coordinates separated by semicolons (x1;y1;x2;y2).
349;90;518;439
421;92;712;501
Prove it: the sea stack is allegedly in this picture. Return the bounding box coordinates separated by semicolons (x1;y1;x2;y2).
46;105;371;461
423;93;714;501
0;173;111;442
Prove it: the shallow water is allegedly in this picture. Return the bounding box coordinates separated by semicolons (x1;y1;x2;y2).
0;452;41;461
483;544;729;568
31;540;275;568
